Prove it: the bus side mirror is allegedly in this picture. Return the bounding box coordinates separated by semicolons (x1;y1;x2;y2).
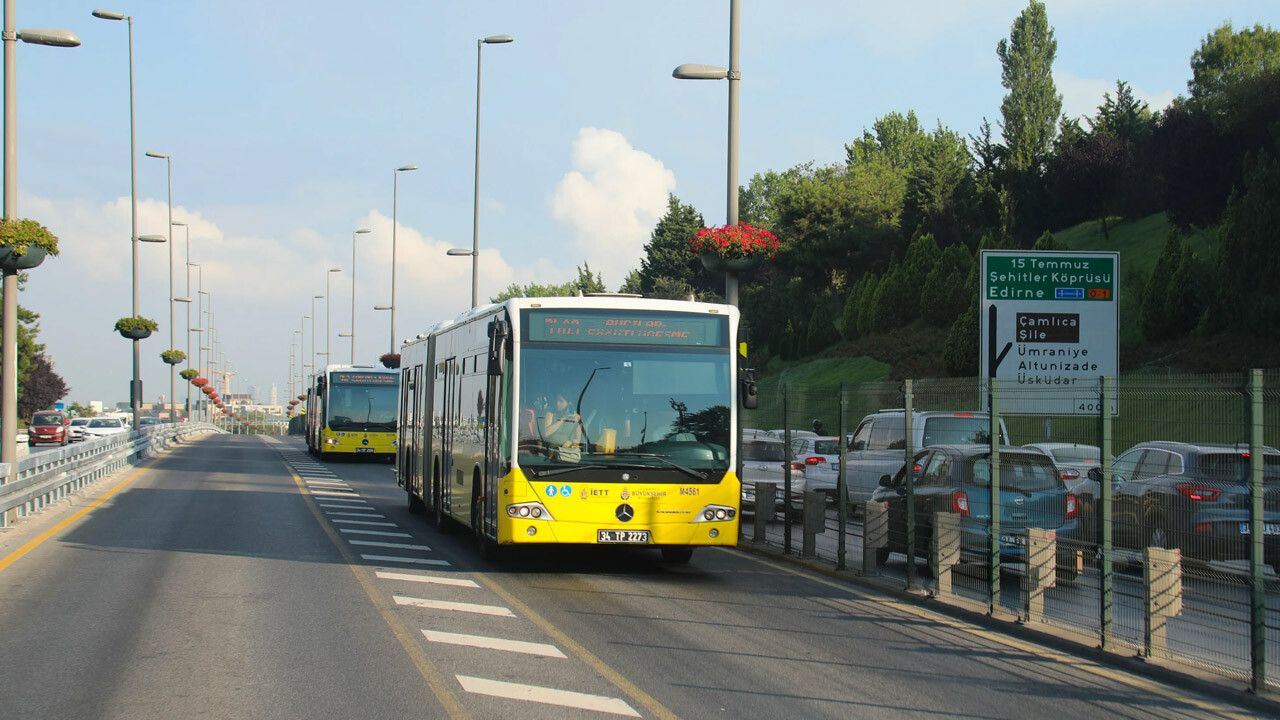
488;319;510;376
740;370;758;410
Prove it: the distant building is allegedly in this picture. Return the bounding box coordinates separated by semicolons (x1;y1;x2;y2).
89;401;104;414
270;384;278;405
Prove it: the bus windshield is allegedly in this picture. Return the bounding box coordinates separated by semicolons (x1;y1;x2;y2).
326;373;398;431
517;343;730;478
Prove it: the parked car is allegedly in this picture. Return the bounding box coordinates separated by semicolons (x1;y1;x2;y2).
1082;441;1280;572
1023;442;1101;484
807;410;1010;506
787;435;844;500
872;444;1081;579
67;417;90;442
82;417;128;439
27;410;70;446
739;435;805;515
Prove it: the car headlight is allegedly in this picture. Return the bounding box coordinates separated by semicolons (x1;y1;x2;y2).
692;504;736;523
505;502;554;521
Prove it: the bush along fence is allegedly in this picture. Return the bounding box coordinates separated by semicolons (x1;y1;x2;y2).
739;369;1279;692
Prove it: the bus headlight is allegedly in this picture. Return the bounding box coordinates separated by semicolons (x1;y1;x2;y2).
506;502;554;521
324;438;339;445
692;505;736;522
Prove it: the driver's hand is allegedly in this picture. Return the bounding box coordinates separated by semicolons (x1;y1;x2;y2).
566;413;579;423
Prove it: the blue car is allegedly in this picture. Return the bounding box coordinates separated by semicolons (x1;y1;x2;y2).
871;444;1081;580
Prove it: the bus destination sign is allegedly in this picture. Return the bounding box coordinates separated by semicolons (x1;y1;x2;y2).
525;310;726;347
331;372;397;385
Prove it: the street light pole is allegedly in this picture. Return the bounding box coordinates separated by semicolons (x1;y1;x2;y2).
146;151;176;421
2;9;78;478
470;34;512;309
391;165;417;349
174;221;190;418
93;8;148;430
350;228;369;364
325;268;339;366
310;294;322;377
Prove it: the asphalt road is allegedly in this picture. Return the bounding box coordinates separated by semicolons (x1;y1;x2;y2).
0;434;1264;719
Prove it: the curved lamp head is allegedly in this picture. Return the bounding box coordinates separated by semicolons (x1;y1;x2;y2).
145;151;169;159
483;35;514;44
328;268;341;273
138;234;166;243
447;248;475;257
91;9;126;21
396;165;419;173
355;228;371;235
19;29;81;47
673;63;728;80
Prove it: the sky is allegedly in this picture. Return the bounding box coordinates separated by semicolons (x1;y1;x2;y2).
10;1;1280;410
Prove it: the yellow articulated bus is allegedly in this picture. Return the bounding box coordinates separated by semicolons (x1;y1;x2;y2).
397;295;755;563
305;365;399;461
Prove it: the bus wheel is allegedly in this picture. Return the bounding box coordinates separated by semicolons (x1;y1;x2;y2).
432;480;453;534
660;547;694;564
407;483;425;515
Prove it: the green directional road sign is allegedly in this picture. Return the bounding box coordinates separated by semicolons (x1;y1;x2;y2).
980;250;1119;416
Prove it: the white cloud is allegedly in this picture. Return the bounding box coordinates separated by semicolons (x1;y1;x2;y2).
1056;71;1177;124
550;128;676;289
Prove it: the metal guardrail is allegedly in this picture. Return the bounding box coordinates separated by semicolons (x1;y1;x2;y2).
0;422;223;527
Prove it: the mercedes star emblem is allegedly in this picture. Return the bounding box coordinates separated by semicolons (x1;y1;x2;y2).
615;504;634;522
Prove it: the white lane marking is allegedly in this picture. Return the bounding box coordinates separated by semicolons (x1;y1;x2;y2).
311;490;361;497
455;676;639;717
424;630;566;658
349;539;432;551
340;528;413;538
364;555;451;566
374;571;480;588
306;482;349;488
333;519;399;527
393;596;514;617
324;511;387;518
316;497;367;504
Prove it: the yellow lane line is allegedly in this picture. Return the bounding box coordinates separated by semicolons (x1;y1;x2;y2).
472;571;684;720
726;548;1255;720
0;441;180;575
287;467;472;720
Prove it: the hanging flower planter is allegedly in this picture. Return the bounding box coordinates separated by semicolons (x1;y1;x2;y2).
115;316;158;340
201;386;215;395
380;352;401;369
296;394;306;401
689;223;779;273
180;369;199;381
160;349;186;365
0;218;58;272
192;377;209;387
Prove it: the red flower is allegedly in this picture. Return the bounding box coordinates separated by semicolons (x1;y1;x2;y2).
688;223;780;259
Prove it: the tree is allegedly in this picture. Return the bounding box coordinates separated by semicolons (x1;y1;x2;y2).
1215;141;1280;332
1091;80;1153;143
846;110;928;171
1189;22;1280;115
997;1;1062;176
920;244;974;327
67;402;97;418
904;124;977;245
805;302;840;355
634;195;712;297
1052;131;1133;239
490;262;605;302
18;355;67;418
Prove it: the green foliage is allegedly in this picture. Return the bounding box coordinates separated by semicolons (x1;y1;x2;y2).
179;368;199;380
1215;141;1280;332
805;302;840;355
943;303;980;377
1091;80;1154;143
921;244;974;326
841;272;875;340
1189;22;1280;114
114;316;158;332
899;234;941;319
846;110;928;170
997;0;1062;175
634;195;711;297
1140;232;1181;341
0;217;59;256
739;165;809;229
1031;230;1059;250
490;262;605;302
903;124;976;244
67;402;97;418
160;349;186;363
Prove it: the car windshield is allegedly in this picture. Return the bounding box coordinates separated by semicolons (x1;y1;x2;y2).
70;419;88;426
31;414;62;426
88;419;119;428
965;454;1061;492
813;440;840;455
517;342;730;477
743;441;785;462
1050;447;1099;464
921;416;1005;446
1199;453;1280;481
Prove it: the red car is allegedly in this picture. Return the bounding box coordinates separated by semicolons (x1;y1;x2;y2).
28;410;69;446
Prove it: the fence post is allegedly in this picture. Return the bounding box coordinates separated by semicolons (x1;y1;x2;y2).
863;500;888;575
989;377;1001;615
782;383;793;555
801;490;825;558
836;382;847;571
1099;375;1114;651
1249;369;1266;691
753;482;775;544
904;379;916;591
1024;528;1056;623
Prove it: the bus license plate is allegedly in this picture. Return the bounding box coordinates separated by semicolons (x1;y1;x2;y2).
1238;522;1280;535
598;530;650;544
355;448;376;453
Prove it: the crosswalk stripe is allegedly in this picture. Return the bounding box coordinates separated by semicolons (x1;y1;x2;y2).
374;571;479;588
325;511;387;518
393;595;514;617
311;490;360;497
333;519;398;527
363;554;451;567
340;528;413;538
316;497;367;504
349;539;431;551
424;630;566;658
455;676;639;717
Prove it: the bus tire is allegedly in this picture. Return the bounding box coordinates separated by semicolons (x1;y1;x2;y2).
432;479;453;534
407;483;425;515
660;547;694;564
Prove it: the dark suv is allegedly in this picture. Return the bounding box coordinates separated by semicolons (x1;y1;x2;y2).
1086;441;1280;572
872;444;1080;578
28;410;69;446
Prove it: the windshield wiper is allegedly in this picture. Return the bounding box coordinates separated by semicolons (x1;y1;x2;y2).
593;452;710;481
527;464;611;478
